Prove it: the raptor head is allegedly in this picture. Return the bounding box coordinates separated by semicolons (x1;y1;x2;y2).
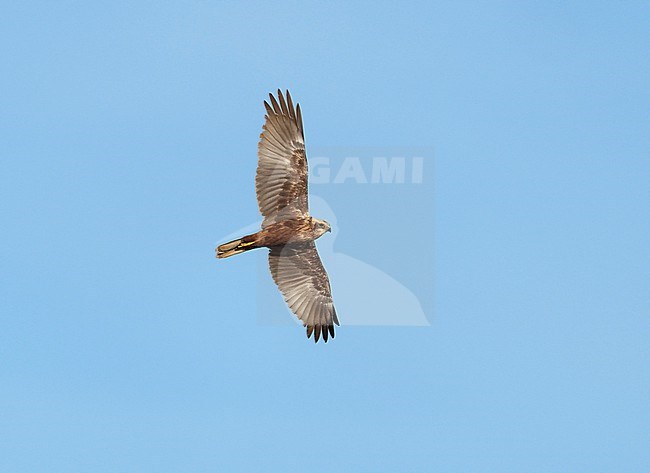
312;218;332;239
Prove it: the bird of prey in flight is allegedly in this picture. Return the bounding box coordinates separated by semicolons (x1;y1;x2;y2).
216;90;340;343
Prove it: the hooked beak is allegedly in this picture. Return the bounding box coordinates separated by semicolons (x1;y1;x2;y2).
327;227;332;233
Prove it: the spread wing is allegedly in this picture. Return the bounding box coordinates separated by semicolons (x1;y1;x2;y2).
256;90;308;228
269;243;340;343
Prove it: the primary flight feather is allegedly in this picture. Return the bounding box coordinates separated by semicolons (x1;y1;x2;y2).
216;90;340;343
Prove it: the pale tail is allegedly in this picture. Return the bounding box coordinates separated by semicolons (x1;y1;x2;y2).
216;237;256;259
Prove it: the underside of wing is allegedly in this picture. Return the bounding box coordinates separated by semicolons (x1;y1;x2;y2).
268;243;340;343
256;90;308;227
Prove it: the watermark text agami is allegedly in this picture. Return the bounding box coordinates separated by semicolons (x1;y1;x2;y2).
309;156;424;184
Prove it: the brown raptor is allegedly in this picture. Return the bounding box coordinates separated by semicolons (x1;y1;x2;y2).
216;90;339;343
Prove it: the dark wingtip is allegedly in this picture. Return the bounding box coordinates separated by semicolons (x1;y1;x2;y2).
286;90;295;119
314;324;321;343
268;93;281;115
263;100;273;115
306;323;336;344
277;88;283;104
276;89;289;115
296;103;303;137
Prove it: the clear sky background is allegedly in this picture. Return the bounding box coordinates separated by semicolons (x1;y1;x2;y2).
2;2;649;472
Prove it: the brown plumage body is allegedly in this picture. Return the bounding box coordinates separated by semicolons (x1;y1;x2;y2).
217;217;329;258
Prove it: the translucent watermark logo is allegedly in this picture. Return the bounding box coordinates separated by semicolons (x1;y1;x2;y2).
217;147;434;329
309;156;424;184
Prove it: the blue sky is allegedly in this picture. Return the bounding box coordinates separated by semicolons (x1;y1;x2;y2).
2;1;649;471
